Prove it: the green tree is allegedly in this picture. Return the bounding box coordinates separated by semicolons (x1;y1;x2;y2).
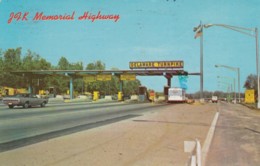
3;48;22;71
86;60;105;70
22;50;51;70
70;62;83;70
1;48;22;87
0;49;4;82
244;74;257;91
48;57;84;95
85;61;106;94
20;50;52;92
58;56;70;70
123;80;141;96
244;74;257;99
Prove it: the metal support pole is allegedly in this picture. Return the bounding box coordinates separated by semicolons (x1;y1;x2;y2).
237;68;240;103
256;28;260;108
119;80;123;92
167;77;171;87
70;77;73;100
234;78;236;103
256;28;259;77
200;22;204;99
82;78;84;94
28;77;33;94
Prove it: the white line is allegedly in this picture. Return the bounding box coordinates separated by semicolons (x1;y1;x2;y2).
196;139;202;166
201;111;219;166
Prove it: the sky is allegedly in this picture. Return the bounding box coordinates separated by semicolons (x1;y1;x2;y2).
0;0;259;93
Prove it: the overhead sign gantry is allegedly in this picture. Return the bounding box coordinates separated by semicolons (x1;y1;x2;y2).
129;60;186;89
10;61;199;100
129;60;184;69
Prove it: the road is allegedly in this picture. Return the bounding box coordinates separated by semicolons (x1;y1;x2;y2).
0;101;259;165
206;102;260;166
0;101;167;152
0;101;217;166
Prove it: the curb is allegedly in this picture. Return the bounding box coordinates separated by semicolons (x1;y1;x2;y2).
240;103;260;111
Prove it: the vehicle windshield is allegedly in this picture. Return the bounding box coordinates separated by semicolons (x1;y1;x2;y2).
14;94;30;97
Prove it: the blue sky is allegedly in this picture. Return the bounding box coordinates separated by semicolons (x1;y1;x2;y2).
0;0;259;93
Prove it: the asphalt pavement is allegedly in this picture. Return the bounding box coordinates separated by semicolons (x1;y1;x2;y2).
206;102;260;166
0;102;217;166
0;102;167;151
0;101;259;165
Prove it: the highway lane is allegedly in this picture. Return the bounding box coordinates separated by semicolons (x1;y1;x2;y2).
206;102;260;165
0;102;168;152
0;102;140;120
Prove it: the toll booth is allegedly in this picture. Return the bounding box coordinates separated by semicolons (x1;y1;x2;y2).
149;90;155;102
49;87;56;98
3;87;15;96
138;86;147;102
245;89;255;104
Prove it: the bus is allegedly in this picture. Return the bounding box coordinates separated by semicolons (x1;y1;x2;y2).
168;87;186;103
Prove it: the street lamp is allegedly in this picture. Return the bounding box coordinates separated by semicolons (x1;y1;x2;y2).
218;84;229;92
217;75;236;103
218;81;233;102
205;23;259;108
218;81;232;102
215;65;240;103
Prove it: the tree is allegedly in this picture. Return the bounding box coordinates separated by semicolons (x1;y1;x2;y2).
85;61;106;93
48;57;84;94
58;57;70;70
123;80;141;96
0;49;4;82
86;60;105;70
1;48;23;87
22;50;51;70
0;49;144;97
244;74;257;91
69;62;83;70
20;50;52;92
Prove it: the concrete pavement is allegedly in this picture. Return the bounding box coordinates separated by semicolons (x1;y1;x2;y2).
206;102;260;166
2;102;258;166
0;103;218;166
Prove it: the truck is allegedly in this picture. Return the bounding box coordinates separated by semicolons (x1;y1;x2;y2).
168;87;186;103
212;96;218;103
2;93;48;109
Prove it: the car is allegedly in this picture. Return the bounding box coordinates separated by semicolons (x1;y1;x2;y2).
2;93;48;109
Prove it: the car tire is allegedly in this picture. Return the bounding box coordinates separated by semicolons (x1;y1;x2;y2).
8;105;14;109
41;102;46;107
23;102;29;108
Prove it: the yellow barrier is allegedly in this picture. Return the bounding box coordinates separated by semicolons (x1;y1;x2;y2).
93;91;99;101
118;91;123;101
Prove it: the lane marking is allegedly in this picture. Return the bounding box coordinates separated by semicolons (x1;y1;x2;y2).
201;111;219;166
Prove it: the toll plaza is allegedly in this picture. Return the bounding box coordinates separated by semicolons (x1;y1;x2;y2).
10;61;200;100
